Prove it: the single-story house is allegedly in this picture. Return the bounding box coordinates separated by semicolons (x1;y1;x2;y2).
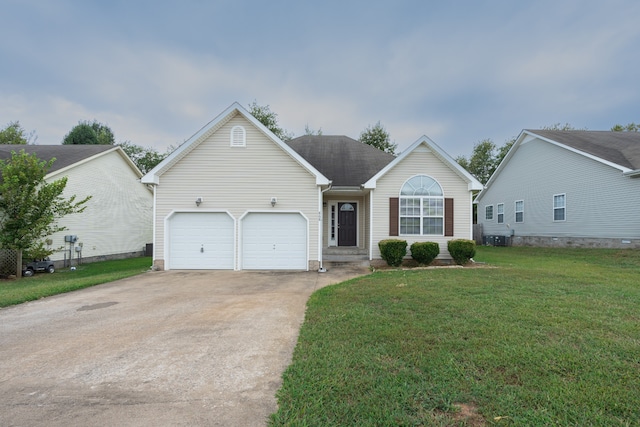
141;102;482;271
474;130;640;248
0;144;153;265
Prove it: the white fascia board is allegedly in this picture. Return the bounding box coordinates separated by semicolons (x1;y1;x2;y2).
623;169;640;177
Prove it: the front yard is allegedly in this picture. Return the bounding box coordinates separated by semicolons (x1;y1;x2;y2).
0;257;152;308
270;246;640;426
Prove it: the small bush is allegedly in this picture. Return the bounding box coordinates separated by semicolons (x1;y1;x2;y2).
447;239;476;265
378;239;407;267
410;242;440;265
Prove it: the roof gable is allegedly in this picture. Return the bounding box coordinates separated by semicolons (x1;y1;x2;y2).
141;102;329;185
528;130;640;170
475;130;640;204
364;135;483;191
0;145;139;178
286;135;395;186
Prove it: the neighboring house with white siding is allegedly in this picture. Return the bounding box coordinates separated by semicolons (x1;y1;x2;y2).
141;102;482;271
0;145;153;265
475;130;640;248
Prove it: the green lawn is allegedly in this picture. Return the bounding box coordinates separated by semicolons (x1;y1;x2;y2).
270;246;640;426
0;257;152;308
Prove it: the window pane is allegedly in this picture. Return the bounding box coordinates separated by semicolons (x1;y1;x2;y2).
400;217;420;234
423;198;443;216
554;208;565;221
401;175;443;196
485;205;493;220
497;213;504;224
401;198;420;216
516;212;523;223
497;204;504;214
554;194;565;208
423;217;443;235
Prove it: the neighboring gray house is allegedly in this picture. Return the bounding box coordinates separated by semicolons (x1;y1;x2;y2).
475;130;640;248
141;102;482;271
0;145;153;265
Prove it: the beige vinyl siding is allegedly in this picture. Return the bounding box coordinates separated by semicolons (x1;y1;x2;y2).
154;114;319;268
371;145;473;259
480;138;640;238
46;150;153;262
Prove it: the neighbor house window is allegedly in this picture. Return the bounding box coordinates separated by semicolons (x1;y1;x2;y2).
553;194;566;221
230;125;246;147
399;175;444;235
485;205;494;220
497;203;504;224
515;200;524;223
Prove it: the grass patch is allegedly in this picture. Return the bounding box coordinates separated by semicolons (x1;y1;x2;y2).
270;247;640;426
0;257;152;308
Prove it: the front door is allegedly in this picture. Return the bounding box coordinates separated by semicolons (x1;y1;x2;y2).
338;202;357;246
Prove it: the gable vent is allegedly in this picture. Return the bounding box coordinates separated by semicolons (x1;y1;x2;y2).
230;125;246;147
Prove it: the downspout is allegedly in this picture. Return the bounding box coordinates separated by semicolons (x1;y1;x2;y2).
151;184;158;269
369;189;374;261
318;181;333;272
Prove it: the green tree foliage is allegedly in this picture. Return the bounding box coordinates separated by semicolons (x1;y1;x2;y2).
248;101;294;141
456;139;498;185
118;141;170;174
304;124;323;135
0;150;90;260
611;123;639;132
359;121;397;154
0;121;37;145
63;120;115;145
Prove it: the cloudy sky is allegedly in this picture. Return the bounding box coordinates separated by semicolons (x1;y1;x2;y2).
1;0;639;158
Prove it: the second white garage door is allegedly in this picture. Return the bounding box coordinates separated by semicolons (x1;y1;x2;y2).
241;212;307;270
168;212;234;270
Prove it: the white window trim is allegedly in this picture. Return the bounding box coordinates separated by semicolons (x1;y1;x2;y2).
553;193;566;222
515;200;524;223
497;203;504;224
485;205;494;221
399;175;445;236
230;125;246;147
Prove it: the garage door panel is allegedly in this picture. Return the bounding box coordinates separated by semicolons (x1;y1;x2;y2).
169;212;234;270
242;213;307;270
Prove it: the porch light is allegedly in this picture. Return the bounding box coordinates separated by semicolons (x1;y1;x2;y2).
270;197;277;207
195;197;203;207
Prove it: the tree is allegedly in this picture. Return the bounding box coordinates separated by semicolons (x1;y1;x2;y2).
0;150;90;277
248;101;294;141
304;124;323;136
612;122;639;132
63;120;115;145
0;121;37;145
458;139;498;185
118;141;169;174
359;121;397;155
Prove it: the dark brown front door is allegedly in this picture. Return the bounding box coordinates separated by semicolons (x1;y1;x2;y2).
338;202;357;246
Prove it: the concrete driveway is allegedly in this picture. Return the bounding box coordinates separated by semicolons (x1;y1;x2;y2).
0;264;369;427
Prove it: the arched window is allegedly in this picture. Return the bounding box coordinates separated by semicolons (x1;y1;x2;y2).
399;175;444;235
230;125;246;147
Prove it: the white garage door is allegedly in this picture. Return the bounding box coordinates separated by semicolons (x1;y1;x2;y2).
242;213;307;270
168;212;234;269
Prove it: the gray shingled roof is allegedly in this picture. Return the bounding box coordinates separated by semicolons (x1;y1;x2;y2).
286;135;396;186
0;145;115;174
528;130;640;170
